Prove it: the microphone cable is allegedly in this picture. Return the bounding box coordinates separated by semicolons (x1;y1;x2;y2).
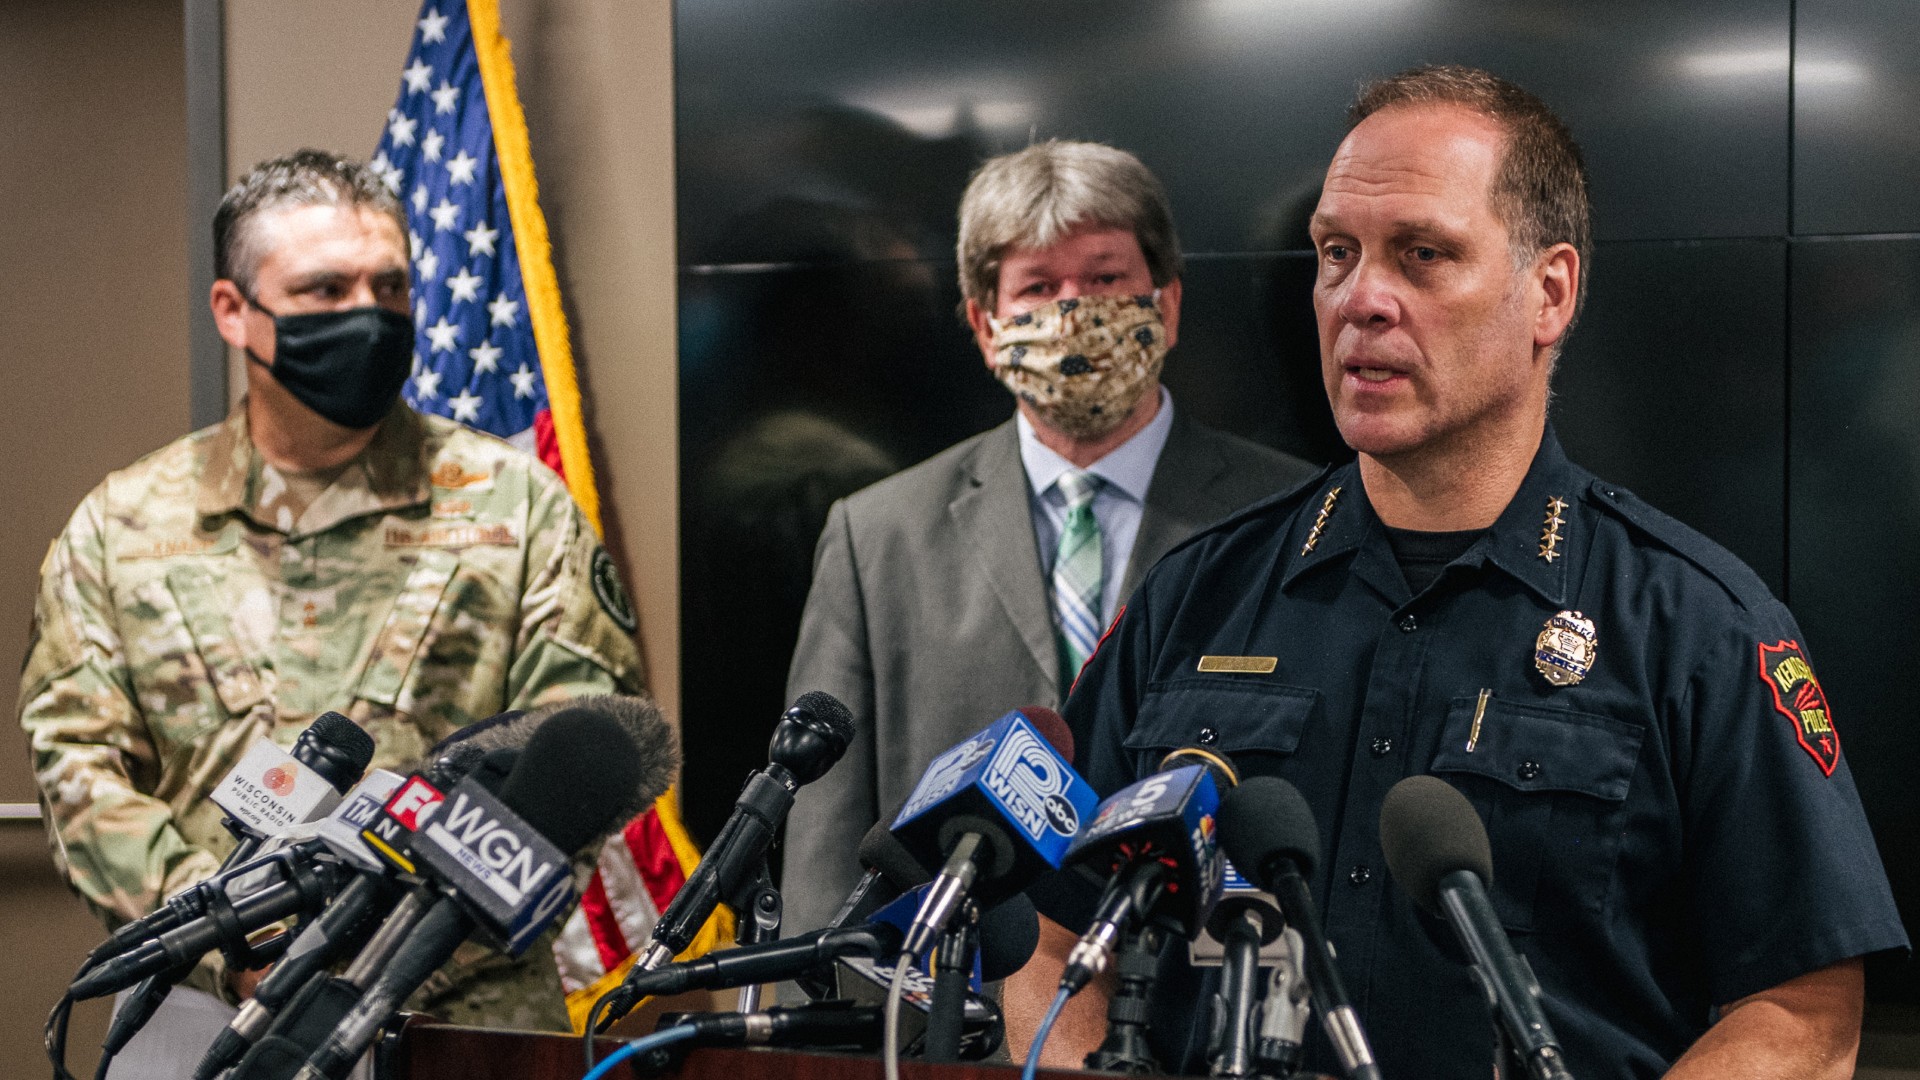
1022;987;1073;1080
45;990;78;1080
580;1022;700;1080
882;956;912;1080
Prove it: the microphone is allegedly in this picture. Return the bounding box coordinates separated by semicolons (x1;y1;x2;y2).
87;714;375;966
614;923;904;1001
192;745;517;1080
1059;746;1238;994
657;1001;887;1051
68;765;406;1003
222;749;522;1080
631;691;855;972
826;814;936;930
889;706;1095;963
1217;777;1381;1080
1380;775;1575;1080
286;706;655;1080
830;893;1037;1061
212;712;376;869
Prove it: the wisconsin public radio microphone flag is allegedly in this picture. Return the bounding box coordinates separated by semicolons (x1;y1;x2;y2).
370;0;730;1028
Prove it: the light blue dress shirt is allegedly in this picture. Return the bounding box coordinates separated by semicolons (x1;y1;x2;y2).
1016;386;1176;630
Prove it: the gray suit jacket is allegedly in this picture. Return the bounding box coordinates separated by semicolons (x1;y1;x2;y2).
779;410;1316;932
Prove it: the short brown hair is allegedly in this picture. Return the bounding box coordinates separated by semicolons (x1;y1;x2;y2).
956;140;1181;313
1351;65;1591;322
214;149;406;297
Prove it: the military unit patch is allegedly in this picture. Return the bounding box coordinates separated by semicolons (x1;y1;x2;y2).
591;546;638;633
428;461;493;490
1759;639;1839;776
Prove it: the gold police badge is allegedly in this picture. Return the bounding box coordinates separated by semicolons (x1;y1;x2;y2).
1534;610;1597;687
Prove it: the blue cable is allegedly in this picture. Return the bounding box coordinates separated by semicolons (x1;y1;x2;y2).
1021;987;1073;1080
582;1023;699;1080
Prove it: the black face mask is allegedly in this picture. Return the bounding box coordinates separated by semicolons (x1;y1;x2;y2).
246;299;414;429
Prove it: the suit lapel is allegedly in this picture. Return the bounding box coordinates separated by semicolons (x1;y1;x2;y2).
949;421;1059;688
1123;412;1232;601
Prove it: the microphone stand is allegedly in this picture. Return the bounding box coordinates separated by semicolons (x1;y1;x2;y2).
1084;923;1163;1074
922;903;977;1063
729;862;783;1014
1210;908;1264;1078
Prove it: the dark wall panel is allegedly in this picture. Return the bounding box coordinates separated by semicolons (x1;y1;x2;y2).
1555;240;1788;593
1795;0;1920;234
676;0;1788;270
1789;236;1920;997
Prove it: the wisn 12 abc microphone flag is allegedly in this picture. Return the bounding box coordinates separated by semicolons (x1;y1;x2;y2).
370;0;729;1028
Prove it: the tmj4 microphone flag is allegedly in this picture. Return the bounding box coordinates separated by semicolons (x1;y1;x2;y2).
371;0;729;1028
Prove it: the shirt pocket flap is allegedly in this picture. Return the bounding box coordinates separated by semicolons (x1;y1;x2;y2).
1431;697;1642;801
1127;677;1319;757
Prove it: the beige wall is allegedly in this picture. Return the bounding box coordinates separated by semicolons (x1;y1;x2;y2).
1;0;195;1065
2;0;679;1065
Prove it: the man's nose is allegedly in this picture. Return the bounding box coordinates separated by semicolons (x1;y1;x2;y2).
1057;279;1086;301
1338;258;1400;327
345;279;380;308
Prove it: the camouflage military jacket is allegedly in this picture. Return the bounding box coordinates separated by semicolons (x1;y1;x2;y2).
19;401;644;1029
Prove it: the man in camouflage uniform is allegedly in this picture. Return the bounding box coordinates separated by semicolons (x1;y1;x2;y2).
18;150;642;1036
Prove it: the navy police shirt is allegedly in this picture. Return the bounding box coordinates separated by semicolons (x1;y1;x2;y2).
1055;429;1906;1079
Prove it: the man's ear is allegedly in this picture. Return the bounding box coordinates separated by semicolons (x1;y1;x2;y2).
1157;276;1183;351
1534;244;1579;353
210;279;255;355
966;297;997;373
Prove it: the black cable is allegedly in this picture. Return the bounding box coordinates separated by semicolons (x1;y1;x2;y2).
584;991;617;1069
93;1042;114;1080
46;991;79;1080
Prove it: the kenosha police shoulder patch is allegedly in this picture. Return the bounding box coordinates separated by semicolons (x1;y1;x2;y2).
1758;639;1839;776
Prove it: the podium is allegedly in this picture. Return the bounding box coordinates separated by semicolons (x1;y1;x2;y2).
390;1023;1093;1080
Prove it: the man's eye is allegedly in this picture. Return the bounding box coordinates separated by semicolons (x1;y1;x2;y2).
1411;247;1439;262
1323;245;1350;262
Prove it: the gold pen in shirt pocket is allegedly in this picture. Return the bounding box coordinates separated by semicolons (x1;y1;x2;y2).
1466;688;1492;752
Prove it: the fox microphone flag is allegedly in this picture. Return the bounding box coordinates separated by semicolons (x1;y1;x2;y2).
371;0;726;1028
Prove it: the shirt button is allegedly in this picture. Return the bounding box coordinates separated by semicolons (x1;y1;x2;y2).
1369;737;1394;757
1197;726;1219;745
1348;865;1372;886
1398;614;1418;633
1517;760;1542;781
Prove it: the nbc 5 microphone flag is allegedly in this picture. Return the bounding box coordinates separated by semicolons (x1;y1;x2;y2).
372;0;729;1028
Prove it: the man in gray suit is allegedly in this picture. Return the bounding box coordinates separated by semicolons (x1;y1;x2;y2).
780;141;1316;932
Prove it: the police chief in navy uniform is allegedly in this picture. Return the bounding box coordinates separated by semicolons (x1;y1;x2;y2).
1006;66;1907;1079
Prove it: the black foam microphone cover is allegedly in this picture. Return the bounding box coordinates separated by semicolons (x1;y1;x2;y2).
1216;776;1320;881
300;712;378;795
860;819;934;891
498;706;647;856
1378;774;1494;915
978;894;1041;982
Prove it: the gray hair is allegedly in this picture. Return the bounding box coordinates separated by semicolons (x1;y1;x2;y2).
214;149;405;297
956;140;1182;312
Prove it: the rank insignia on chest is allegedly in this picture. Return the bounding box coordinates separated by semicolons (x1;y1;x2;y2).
1758;640;1840;776
1533;610;1597;687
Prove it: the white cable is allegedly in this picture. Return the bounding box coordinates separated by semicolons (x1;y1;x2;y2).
883;956;911;1080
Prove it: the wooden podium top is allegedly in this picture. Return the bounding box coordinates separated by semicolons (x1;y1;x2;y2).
391;1023;1099;1080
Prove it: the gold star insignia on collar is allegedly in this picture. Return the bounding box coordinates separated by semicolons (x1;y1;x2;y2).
1302;486;1343;555
1539;496;1568;563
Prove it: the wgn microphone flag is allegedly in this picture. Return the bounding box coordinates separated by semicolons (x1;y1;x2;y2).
372;0;729;1029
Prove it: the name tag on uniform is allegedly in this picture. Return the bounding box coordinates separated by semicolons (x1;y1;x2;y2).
1197;656;1277;674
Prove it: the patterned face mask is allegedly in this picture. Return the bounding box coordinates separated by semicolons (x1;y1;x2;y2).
987;292;1168;440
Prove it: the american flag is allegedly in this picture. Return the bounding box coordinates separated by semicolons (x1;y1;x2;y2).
370;0;727;1026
